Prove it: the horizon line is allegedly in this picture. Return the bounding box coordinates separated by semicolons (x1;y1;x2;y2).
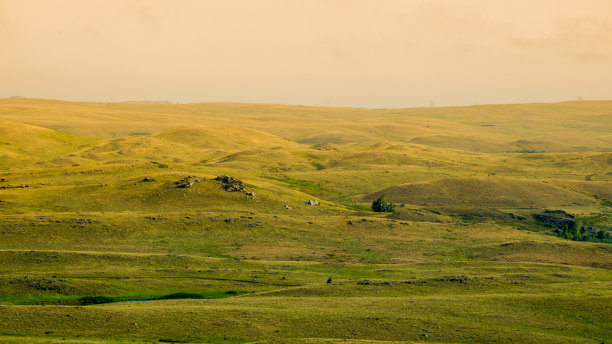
2;96;611;111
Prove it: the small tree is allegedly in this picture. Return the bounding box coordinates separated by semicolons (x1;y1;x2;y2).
371;195;395;212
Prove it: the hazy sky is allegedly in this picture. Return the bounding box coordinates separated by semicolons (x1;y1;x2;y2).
1;0;611;108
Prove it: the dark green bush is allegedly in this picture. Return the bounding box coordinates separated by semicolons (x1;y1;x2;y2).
79;296;114;305
371;195;395;212
158;292;205;300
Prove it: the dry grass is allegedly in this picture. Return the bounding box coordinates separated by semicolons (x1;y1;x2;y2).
0;98;610;343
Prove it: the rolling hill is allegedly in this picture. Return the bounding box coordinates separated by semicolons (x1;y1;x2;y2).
0;98;610;344
362;176;599;208
0;119;97;169
0;98;610;153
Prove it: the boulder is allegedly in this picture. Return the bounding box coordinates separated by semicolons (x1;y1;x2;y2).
175;177;195;188
215;175;245;192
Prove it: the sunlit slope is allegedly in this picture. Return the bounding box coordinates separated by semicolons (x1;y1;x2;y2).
1;98;610;152
507;152;612;176
76;126;295;160
0;119;97;169
362;176;599;208
2;118;608;210
64;126;315;173
155;125;297;150
69;137;612;203
0;100;611;343
551;180;612;202
0;168;337;215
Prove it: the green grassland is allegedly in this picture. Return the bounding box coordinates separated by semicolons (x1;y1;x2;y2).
0;99;610;343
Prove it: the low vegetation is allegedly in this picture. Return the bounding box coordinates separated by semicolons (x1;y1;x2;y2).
0;99;610;343
371;195;396;212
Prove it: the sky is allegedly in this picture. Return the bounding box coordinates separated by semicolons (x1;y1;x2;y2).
1;0;611;108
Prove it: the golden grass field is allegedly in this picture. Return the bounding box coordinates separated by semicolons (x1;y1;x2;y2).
0;98;610;343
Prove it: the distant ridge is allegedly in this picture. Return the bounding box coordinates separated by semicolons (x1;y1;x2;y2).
0;98;610;153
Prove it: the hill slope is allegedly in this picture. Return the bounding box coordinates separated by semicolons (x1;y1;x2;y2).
362;176;599;208
0;119;97;169
0;98;610;344
1;98;610;153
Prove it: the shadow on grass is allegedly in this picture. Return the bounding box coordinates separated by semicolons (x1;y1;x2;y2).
73;290;242;305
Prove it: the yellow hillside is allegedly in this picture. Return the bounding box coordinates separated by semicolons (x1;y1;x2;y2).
362;176;599;208
0;98;610;153
0;119;97;169
0;98;610;344
155;125;297;150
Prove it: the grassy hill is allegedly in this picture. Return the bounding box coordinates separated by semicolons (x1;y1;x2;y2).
362;176;599;208
0;119;98;169
0;98;610;343
155;125;297;150
0;98;610;152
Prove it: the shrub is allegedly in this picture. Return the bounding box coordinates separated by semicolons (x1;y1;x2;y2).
79;295;114;305
371;195;395;212
158;292;204;300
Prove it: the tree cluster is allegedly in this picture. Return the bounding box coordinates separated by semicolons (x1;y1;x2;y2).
371;195;395;212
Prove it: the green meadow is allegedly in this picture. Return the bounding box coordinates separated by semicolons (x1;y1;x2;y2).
0;98;610;343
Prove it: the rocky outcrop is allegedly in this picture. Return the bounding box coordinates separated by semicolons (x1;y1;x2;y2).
174;176;197;188
533;210;576;230
215;175;245;192
215;176;255;197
